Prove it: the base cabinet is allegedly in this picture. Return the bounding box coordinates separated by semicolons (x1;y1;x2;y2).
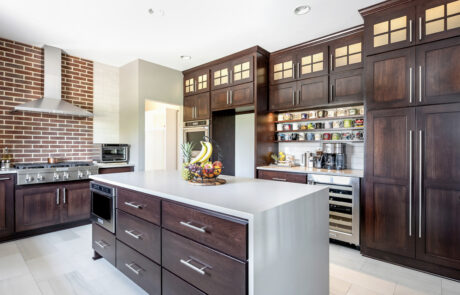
92;223;116;265
0;174;15;238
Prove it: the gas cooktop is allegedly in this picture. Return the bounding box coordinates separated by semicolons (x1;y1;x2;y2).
15;162;98;185
14;161;93;170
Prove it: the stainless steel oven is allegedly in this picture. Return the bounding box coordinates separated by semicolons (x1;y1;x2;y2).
183;120;209;157
99;144;129;163
90;182;116;233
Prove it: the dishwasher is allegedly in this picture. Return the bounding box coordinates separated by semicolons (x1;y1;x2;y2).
308;174;360;246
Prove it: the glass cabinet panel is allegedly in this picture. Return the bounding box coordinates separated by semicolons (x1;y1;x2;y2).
335;42;362;68
300;52;324;75
424;0;460;36
213;68;229;86
197;74;207;90
185;78;194;94
273;60;293;81
373;16;407;48
233;61;251;81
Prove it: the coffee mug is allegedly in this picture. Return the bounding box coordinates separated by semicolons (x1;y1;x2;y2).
291;133;299;141
277;124;283;131
301;113;308;119
309;111;316;119
353;130;364;140
327;110;336;117
298;133;305;141
307;133;315;141
314;133;322;141
333;120;343;129
348;108;357;116
355;119;364;127
283;124;292;131
323;133;332;140
278;134;286;141
343;119;354;128
332;133;342;140
278;114;285;121
317;110;325;118
300;124;308;130
342;132;354;140
324;121;333;129
307;123;315;130
292;123;299;131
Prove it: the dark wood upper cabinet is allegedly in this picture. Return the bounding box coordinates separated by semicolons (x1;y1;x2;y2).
415;103;460;270
416;36;460;105
269;51;296;85
0;174;14;238
61;181;90;223
230;55;254;86
366;47;416;110
211;83;253;111
269;81;297;111
330;31;364;73
296;44;329;80
211;61;232;90
330;68;364;105
417;0;460;45
184;69;210;97
364;108;416;258
297;76;329;108
184;92;210;122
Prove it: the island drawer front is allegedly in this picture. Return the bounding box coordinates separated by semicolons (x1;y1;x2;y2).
117;187;161;225
162;201;248;260
162;268;206;295
116;210;161;264
92;223;116;265
116;240;161;295
258;170;307;183
162;229;246;295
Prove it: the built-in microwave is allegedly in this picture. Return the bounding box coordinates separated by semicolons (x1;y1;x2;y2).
90;182;116;233
183;120;209;157
99;144;129;163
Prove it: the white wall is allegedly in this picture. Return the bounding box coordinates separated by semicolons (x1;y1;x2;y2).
93;62;120;144
235;113;255;178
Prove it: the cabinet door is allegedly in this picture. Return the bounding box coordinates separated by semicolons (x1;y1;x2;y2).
364;108;416;258
211;88;230;111
0;174;14;238
416;36;460;105
269;52;296;85
269;82;297;111
330;31;363;73
297;76;329;108
231;82;254;107
195;92;210;120
330;69;363;105
231;55;253;86
363;2;416;56
183;96;195;122
184;69;209;96
417;0;460;45
415;103;460;270
15;184;61;232
211;62;231;90
296;44;329;79
61;181;90;223
366;47;415;110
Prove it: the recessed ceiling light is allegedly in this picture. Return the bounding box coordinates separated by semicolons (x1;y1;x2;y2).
294;5;311;15
148;8;154;14
148;8;165;16
181;55;192;60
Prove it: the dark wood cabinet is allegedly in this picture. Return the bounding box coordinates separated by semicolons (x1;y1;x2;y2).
269;51;297;85
98;166;134;174
366;47;415;110
117;187;161;225
364;108;416;258
230;55;254;86
297;76;329;108
61;181;90;223
162;269;205;295
269;81;297;111
0;174;14;238
184;68;210;97
184;92;210;121
211;82;254;111
296;44;329;80
330;68;363;105
211;61;232;90
416;36;460;105
415;103;460;270
258;170;308;184
330;31;364;72
92;223;116;265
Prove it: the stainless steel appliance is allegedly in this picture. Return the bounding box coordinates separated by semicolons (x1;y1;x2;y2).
15;162;99;185
99;144;129;163
308;174;360;246
183;120;209;157
90;182;116;233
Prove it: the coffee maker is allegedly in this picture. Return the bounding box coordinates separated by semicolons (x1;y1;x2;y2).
322;143;346;170
335;143;346;170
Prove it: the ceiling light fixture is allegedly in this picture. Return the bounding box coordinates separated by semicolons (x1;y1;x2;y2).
148;8;165;16
294;5;311;15
148;8;154;14
181;55;192;60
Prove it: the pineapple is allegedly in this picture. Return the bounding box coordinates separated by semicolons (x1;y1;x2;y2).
180;142;194;180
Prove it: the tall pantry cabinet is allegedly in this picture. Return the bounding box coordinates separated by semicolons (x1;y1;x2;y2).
361;0;460;280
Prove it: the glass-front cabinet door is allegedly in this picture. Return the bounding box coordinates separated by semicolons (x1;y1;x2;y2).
330;31;364;72
417;0;460;44
231;55;253;86
269;52;296;85
296;44;329;79
183;69;209;96
211;62;231;90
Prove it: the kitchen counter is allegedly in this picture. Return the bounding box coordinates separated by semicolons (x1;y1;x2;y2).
90;170;329;295
0;168;17;174
257;165;364;178
95;162;135;168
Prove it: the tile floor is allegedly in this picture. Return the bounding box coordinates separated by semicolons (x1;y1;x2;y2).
0;225;458;295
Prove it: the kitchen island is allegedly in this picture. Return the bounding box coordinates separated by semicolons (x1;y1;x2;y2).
90;170;329;295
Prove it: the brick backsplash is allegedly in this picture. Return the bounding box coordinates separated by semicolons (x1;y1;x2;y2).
0;37;96;163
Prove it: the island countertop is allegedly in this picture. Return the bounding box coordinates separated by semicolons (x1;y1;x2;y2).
90;170;327;220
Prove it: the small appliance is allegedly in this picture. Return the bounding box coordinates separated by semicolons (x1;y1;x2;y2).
99;144;130;163
183;120;210;157
90;182;116;233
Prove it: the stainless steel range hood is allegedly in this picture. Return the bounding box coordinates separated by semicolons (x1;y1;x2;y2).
14;45;93;117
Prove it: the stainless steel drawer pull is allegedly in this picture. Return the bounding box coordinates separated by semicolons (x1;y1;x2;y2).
180;258;209;275
124;201;142;209
56;189;60;205
409;19;413;43
292;90;295;105
63;188;66;204
95;240;108;249
419;130;423;238
272;177;287;182
409;67;413;103
125;263;143;275
0;177;10;181
419;17;422;41
125;229;143;239
409;130;413;237
419;66;422;102
180;221;206;233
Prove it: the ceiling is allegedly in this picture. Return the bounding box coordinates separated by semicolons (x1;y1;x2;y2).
0;0;381;71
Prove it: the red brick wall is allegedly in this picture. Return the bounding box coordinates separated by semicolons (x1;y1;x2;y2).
0;37;95;163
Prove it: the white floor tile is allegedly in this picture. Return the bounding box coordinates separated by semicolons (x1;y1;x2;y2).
442;279;460;295
0;253;30;281
330;275;351;295
0;274;41;295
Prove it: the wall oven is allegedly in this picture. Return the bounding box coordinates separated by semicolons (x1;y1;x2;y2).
90;182;116;233
99;144;129;163
183;120;209;157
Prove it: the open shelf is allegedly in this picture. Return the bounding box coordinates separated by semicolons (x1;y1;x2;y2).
275;140;364;143
274;115;364;124
275;127;364;133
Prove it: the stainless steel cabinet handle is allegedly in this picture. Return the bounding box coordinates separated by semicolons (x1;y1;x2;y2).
124;201;142;209
194;106;197;118
409;19;413;43
419;17;422;40
230;90;233;105
330;84;333;101
180;221;206;233
0;177;10;181
297;89;301;105
330;54;333;71
125;229;143;239
297;63;300;79
419;66;422;102
226;90;229;105
409;130;413;237
63;188;66;204
272;177;287;182
56;189;60;205
230;70;233;84
292;90;295;105
180;258;209;275
409;67;413;103
419;130;423;238
95;240;108;249
125;263;142;275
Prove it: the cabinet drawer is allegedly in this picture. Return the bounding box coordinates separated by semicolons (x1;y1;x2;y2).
162;229;246;295
162;269;205;295
117;187;160;225
116;210;161;264
116;240;161;295
92;223;116;265
162;201;248;260
258;170;307;184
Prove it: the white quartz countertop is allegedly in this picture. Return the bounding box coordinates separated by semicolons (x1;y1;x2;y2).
257;165;364;178
0;168;17;175
90;170;327;219
95;162;135;168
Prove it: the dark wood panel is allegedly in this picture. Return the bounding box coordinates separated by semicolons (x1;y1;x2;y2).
92;223;116;265
162;200;248;261
230;54;254;86
269;81;297;111
184;96;195;121
116;240;161;295
196;92;211;120
116;210;161;264
211;61;232;90
117;187;161;225
61;181;90;223
0;174;14;238
257;170;307;184
162;269;206;295
231;82;254;107
211;88;230;111
184;68;210;97
330;68;363;105
297;75;329;108
162;229;246;295
330;30;364;72
98;166;134;174
296;43;329;79
269;51;296;85
211;111;235;176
